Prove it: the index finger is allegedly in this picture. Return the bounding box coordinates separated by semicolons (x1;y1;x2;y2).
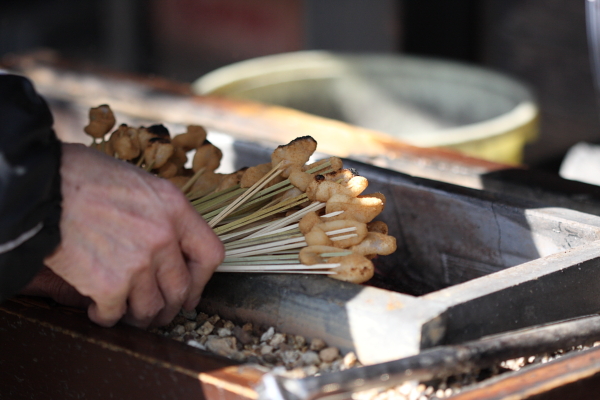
177;206;224;311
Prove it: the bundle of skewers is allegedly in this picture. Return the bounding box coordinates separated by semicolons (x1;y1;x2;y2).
84;105;396;284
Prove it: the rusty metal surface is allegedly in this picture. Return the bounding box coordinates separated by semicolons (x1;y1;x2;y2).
195;158;600;365
449;345;600;400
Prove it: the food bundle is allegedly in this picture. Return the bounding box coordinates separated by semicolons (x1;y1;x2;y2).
84;105;397;284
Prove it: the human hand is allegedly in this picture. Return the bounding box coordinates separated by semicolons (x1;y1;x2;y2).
20;267;92;309
43;143;224;328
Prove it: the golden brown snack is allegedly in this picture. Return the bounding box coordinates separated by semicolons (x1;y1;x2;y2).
306;178;355;202
138;124;170;152
192;141;222;173
325;194;385;223
172;125;207;151
144;138;174;169
303;156;343;173
189;170;224;195
108;124;141;161
84;104;116;139
271;136;318;178
350;232;397;257
167;175;190;190
328;253;374;283
239;163;271;188
215;168;247;192
298;245;342;265
298;211;322;235
157;161;178;178
316;219;368;248
304;226;333;247
367;220;389;235
288;169;314;192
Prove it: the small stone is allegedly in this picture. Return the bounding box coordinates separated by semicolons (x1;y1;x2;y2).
180;308;197;320
217;327;232;337
281;350;301;367
278;343;293;352
301;351;321;366
270;333;286;348
342;351;358;369
172;325;186;335
184;321;197;332
330;359;343;372
260;345;273;355
294;335;306;348
242;322;253;332
398;381;415;395
319;347;340;363
319;361;331;371
187;340;206;350
205;336;238;357
262;353;277;364
261;327;275;343
303;365;319;376
208;314;221;325
230;352;247;362
182;333;196;342
233;326;254;345
286;335;296;346
213;319;225;329
223;320;235;330
196;321;214;336
309;338;326;351
196;312;209;324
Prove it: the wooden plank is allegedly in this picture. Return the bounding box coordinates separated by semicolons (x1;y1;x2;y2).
0;296;263;400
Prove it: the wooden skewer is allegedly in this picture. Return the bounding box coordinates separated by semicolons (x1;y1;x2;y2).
209;161;284;228
181;167;206;194
225;236;307;257
216;263;340;273
330;233;358;241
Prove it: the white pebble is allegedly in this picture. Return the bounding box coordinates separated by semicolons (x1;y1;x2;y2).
218;328;232;337
187;340;206;350
301;351;321;366
261;327;275;343
172;325;185;335
269;333;286;347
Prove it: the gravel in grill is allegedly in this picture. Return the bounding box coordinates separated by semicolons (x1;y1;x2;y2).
151;310;600;399
150;309;361;377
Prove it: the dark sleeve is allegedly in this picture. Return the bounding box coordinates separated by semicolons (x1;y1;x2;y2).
0;74;62;302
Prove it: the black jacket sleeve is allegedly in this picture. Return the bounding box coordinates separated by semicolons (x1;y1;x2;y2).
0;74;62;302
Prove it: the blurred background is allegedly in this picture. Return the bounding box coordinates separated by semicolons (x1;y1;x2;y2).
1;0;597;173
